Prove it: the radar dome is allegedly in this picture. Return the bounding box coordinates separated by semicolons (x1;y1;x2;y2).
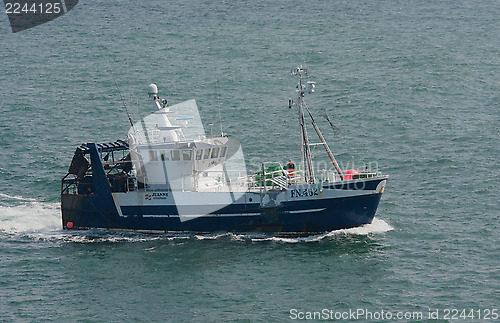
148;84;158;97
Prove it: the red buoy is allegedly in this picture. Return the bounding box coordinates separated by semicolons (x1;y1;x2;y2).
345;169;359;180
67;221;74;229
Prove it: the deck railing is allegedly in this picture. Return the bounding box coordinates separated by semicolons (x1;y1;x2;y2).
61;173;137;195
62;166;382;195
61;174;79;195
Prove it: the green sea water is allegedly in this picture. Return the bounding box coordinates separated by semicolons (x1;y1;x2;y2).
0;0;498;321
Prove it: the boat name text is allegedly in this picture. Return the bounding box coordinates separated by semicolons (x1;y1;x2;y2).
290;188;319;198
145;192;169;200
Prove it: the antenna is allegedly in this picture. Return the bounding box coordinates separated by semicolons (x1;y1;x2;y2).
208;123;214;137
291;66;315;183
215;79;223;136
91;29;135;131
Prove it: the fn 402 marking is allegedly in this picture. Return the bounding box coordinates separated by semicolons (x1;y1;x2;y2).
290;188;319;198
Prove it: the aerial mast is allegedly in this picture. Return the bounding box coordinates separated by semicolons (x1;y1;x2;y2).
290;67;345;183
291;67;315;184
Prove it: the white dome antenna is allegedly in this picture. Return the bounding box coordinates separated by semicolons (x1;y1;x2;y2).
148;84;158;98
306;81;315;93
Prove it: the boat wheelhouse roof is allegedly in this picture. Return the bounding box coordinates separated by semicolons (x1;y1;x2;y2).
134;138;230;150
75;137;229;156
77;140;129;155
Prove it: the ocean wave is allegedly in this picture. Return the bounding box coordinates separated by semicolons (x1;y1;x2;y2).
0;192;39;203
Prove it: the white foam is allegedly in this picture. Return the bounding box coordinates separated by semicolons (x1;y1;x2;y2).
334;217;394;236
194;233;231;240
0;192;38;202
59;231;167;243
0;194;61;235
248;218;394;243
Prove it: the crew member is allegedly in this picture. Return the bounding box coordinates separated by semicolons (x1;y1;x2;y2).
287;159;295;182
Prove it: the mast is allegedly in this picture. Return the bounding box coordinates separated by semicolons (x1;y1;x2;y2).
303;103;345;181
292;67;315;183
290;67;344;183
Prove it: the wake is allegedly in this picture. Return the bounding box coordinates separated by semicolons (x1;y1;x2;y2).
0;193;61;235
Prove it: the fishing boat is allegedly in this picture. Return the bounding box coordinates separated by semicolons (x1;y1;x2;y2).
61;67;387;234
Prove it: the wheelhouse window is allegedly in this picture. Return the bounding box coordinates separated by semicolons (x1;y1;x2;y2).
149;150;158;161
182;150;192;160
203;149;210;160
220;146;227;158
196;149;203;160
171;150;180;161
160;150;170;161
211;147;220;159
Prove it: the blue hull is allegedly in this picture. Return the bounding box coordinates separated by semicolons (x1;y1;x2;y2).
61;193;382;234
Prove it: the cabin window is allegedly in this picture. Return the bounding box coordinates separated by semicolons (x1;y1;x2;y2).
203;149;210;160
149;150;158;161
211;147;220;158
196;149;203;160
171;150;180;161
160;150;169;161
182;150;192;160
220;146;227;158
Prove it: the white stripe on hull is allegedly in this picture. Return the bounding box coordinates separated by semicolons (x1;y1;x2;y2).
288;208;325;214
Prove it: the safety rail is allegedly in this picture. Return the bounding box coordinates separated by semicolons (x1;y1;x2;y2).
61;173;138;195
190;168;382;192
61;168;382;195
255;165;381;189
350;172;380;180
61;174;79;195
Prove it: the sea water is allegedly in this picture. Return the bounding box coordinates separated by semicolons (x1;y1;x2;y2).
0;0;498;321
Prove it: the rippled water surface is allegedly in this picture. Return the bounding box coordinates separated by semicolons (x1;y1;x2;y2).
0;0;498;321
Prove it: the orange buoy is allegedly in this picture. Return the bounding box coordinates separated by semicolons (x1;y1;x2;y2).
345;169;359;180
67;221;74;229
